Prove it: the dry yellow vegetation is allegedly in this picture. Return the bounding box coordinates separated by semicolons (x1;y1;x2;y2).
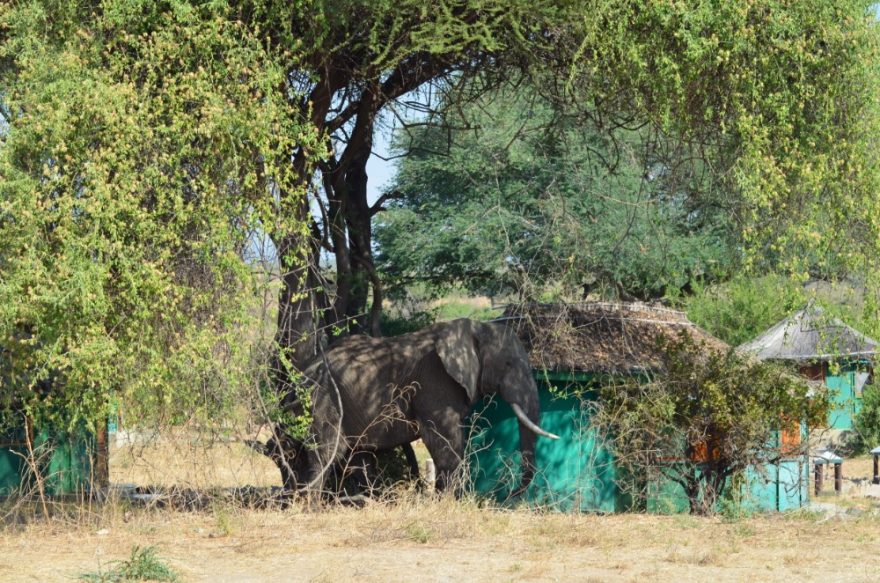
1;434;879;582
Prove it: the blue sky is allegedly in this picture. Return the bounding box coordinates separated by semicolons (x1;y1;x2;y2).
365;130;396;206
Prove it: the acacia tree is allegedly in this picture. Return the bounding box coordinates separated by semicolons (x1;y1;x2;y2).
1;1;879;485
0;2;318;428
241;0;591;359
246;0;880;374
376;84;737;301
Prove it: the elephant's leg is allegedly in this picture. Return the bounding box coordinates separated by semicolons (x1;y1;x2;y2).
418;409;467;493
304;436;350;495
401;442;420;480
304;384;351;496
259;430;307;490
341;450;376;495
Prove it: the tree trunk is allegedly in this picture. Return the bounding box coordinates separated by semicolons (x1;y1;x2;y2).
274;234;320;372
328;86;382;337
343;147;380;337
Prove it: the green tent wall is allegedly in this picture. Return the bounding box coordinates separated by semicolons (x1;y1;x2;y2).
0;420;108;497
469;371;625;512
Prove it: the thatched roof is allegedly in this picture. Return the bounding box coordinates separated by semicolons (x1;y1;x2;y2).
737;306;878;362
498;302;729;374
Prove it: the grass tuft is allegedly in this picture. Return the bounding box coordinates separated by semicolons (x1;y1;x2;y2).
405;520;432;544
79;545;178;582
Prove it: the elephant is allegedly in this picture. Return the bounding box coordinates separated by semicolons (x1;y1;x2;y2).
291;318;558;495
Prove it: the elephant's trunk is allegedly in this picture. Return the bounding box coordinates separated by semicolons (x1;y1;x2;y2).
505;392;555;497
512;408;537;497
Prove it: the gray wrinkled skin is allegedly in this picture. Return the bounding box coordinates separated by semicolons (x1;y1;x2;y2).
296;318;543;494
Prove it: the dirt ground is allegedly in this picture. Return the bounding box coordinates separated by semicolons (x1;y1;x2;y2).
2;439;879;582
3;498;880;582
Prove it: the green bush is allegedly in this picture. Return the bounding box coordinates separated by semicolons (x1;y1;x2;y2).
683;275;805;347
853;384;880;454
80;545;178;583
380;309;437;337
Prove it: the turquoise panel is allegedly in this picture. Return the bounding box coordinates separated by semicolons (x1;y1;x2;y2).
741;460;808;512
646;459;808;514
0;448;26;493
0;425;99;496
646;470;690;514
468;379;623;512
826;362;870;430
826;373;856;429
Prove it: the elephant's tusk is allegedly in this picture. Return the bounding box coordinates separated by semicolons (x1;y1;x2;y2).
511;403;560;439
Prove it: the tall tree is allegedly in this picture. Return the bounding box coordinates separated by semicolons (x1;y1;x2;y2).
376;84;736;301
242;0;880;369
2;0;879;480
0;1;317;427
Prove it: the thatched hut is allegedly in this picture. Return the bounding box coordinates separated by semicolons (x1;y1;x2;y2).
500;301;727;374
468;302;807;513
738;306;877;432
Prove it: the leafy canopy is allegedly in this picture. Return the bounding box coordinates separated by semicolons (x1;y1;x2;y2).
378;1;880;301
0;1;318;429
376;84;736;300
1;0;879;435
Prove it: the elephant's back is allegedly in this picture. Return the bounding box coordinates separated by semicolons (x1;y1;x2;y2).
319;335;418;440
317;335;397;386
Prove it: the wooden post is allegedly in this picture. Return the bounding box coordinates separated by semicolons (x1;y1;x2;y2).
873;453;879;485
834;462;843;495
814;463;824;496
95;421;109;493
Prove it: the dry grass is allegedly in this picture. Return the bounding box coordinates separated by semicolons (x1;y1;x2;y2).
3;499;880;582
841;455;874;481
3;434;880;582
111;431;280;490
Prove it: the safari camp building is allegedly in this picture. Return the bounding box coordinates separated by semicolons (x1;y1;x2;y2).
469;302;807;512
738;306;877;437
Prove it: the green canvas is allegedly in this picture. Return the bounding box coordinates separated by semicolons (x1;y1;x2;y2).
468;373;624;512
825;364;865;430
0;425;99;496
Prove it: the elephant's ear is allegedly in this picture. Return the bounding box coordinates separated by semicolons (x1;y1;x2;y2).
436;319;481;402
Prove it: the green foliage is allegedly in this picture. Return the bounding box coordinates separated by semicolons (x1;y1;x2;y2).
79;545;178;583
717;472;755;522
563;1;880;281
853;384;880;453
376;85;736;300
435;299;500;322
685;275;880;349
684;275;807;347
405;520;432;544
258;369;313;442
2;0;879;446
0;1;318;430
377;1;880;301
596;333;826;515
379;309;437;338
